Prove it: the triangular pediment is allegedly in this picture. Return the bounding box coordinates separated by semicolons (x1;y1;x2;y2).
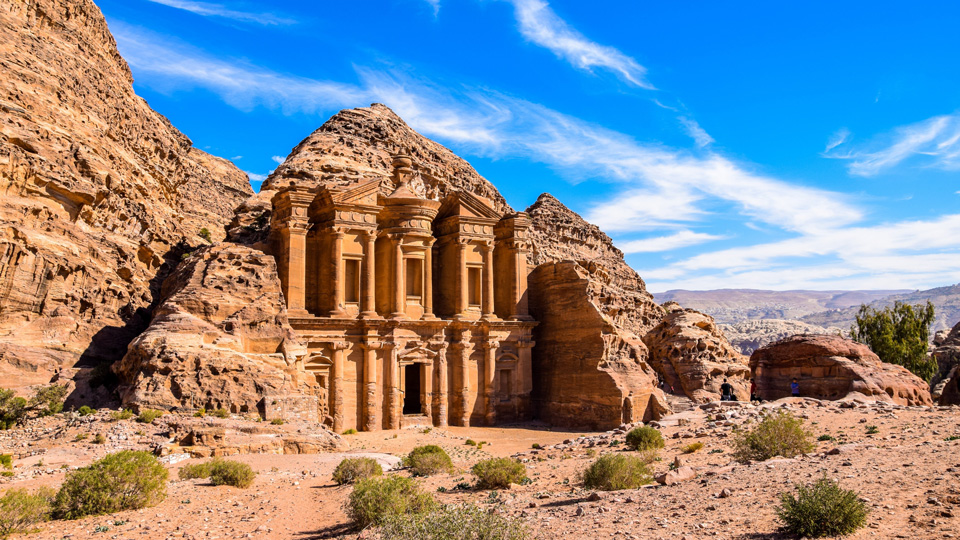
436;191;500;221
331;179;382;206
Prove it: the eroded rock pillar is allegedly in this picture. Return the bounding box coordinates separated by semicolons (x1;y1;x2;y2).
360;231;378;319
385;343;401;430
361;340;382;431
330;341;349;433
483;339;499;425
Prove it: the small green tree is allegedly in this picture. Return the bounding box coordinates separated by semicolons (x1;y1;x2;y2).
776;475;868;537
29;385;68;416
0;488;55;538
733;410;814;462
851;300;937;380
625;426;664;452
54;450;167;519
347;476;436;528
198;228;212;243
0;390;27;430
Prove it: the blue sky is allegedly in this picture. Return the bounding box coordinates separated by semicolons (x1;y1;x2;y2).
96;0;960;292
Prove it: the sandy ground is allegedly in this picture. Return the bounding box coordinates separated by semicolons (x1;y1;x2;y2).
2;398;959;540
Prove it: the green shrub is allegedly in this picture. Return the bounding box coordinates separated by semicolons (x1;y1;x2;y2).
77;406;95;417
471;458;526;490
110;409;134;421
865;425;879;435
0;487;55;539
0;455;11;470
851;300;937;380
681;442;704;454
29;385;67;417
271;418;284;425
0;390;26;430
581;454;654;491
54;450;167;519
465;439;477;446
198;228;212;243
776;476;868;537
209;459;256;488
817;434;835;442
212;408;229;419
193;408;206;418
93;434;105;445
733;410;814;462
136;409;163;423
178;461;214;480
332;457;382;485
531;443;542;450
342;428;358;435
379;503;529;540
74;433;88;442
347;476;436;528
404;445;455;477
625;426;664;452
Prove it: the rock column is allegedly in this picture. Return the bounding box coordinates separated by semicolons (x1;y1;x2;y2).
432;342;449;427
481;242;496;320
329;228;347;317
330;341;349;433
391;236;406;319
361;339;382;431
422;239;436;319
385;343;400;430
359;230;378;319
483;339;499;425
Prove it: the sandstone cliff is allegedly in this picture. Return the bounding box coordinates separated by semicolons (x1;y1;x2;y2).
719;319;842;356
0;0;252;400
933;320;960;404
643;303;750;403
750;334;932;406
115;244;313;415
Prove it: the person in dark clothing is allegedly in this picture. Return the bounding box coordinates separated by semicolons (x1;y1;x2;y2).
720;378;735;401
791;378;800;397
750;379;759;402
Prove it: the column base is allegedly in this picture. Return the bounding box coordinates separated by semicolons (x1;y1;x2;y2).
481;314;501;322
389;312;408;320
420;313;439;321
329;309;350;318
287;309;311;318
508;314;535;322
359;311;382;320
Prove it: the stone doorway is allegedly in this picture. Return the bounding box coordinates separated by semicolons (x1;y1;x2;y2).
403;363;422;415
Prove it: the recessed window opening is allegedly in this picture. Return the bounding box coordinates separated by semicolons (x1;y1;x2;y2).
344;259;360;303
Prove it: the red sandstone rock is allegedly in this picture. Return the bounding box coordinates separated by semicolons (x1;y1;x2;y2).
643;304;751;403
656;466;697;485
750;334;932;406
0;0;251;399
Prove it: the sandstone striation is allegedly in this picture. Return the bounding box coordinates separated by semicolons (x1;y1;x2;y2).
643;303;750;403
0;0;251;399
750;334;932;406
115;244;315;416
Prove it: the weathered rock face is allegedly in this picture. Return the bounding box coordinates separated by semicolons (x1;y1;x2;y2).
750;335;932;406
643;304;751;403
933;321;960;404
0;0;251;397
115;245;316;416
718;319;842;356
529;262;668;429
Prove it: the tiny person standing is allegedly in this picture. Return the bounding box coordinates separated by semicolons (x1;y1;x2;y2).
790;378;800;397
750;379;758;402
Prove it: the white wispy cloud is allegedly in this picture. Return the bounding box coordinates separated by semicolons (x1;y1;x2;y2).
618;230;726;254
271;155;285;164
423;0;441;17
245;171;267;182
679;116;713;148
504;0;652;88
824;127;849;152
825;113;960;175
144;0;295;25
113;25;959;291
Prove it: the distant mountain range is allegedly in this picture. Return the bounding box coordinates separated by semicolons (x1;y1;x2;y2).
654;285;960;355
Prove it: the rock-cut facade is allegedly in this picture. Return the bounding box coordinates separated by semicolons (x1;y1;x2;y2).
269;153;536;432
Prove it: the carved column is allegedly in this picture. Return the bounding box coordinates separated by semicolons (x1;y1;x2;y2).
517;339;535;417
391;236;406;319
359;230;378;319
329;228;347;317
385;343;401;430
285;223;309;316
361;339;383;431
483;339;499;425
422;361;433;421
432;342;449;427
454;330;474;426
422;239;436;319
330;341;350;433
481;242;496;320
455;240;468;319
514;240;530;320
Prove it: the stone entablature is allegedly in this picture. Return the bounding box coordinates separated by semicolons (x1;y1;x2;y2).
269;154;536;431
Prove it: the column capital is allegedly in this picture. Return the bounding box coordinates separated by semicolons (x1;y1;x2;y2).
328;340;352;351
360;339;385;351
516;340;536;349
483;339;501;350
479;241;494;253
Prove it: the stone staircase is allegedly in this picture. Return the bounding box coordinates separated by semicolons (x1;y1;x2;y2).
664;392;697;414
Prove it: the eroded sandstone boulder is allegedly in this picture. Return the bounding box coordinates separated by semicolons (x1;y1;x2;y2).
643;303;750;403
116;245;317;417
0;0;251;398
750;335;932;406
933;321;960;404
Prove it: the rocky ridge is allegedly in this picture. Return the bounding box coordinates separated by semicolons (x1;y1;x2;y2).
0;0;252;400
719;318;843;355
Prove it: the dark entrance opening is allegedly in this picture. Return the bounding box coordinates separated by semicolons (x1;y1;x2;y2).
403;364;421;415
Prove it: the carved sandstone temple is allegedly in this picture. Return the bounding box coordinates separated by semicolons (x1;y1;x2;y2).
270;154;536;432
